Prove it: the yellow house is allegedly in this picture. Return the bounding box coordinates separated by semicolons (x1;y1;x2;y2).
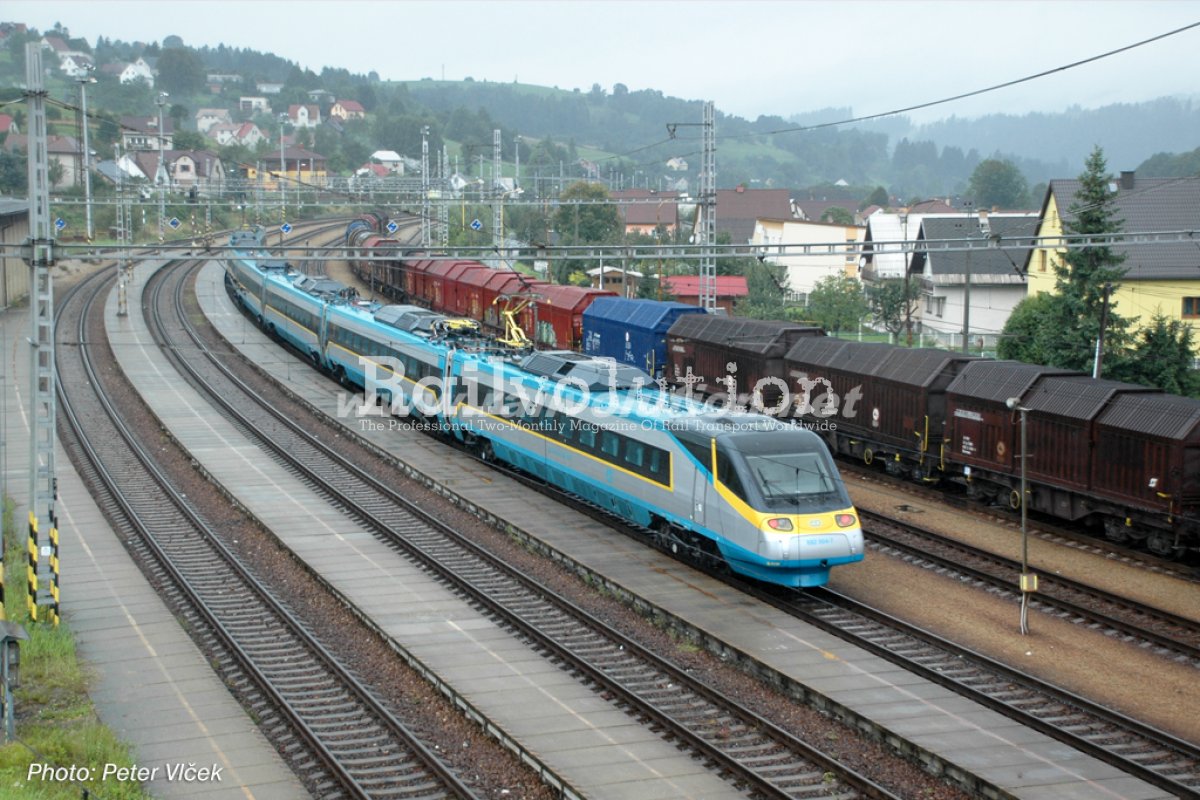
258;146;328;190
1027;172;1200;342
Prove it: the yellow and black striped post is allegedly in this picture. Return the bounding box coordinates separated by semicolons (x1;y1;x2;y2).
49;515;59;627
25;510;60;626
26;512;37;624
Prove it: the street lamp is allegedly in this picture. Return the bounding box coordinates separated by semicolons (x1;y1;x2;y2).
899;207;911;346
1005;396;1038;634
75;66;97;240
155;91;169;243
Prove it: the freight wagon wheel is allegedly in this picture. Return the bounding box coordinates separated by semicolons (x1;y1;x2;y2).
1146;530;1175;557
1008;489;1022;510
862;448;874;465
478;439;496;463
1103;517;1130;544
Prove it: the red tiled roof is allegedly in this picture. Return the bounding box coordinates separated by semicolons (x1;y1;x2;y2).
664;275;749;297
336;99;365;112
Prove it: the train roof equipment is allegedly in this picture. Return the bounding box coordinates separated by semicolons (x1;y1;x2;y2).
519;350;653;392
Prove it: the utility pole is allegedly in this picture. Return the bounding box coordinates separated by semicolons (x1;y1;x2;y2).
23;42;59;625
421;126;430;247
1094;282;1113;379
440;147;450;248
960;202;974;354
75;66;96;241
668;101;717;310
115;142;130;317
155;92;168;244
492;129;503;264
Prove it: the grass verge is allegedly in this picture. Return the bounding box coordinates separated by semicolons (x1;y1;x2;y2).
0;497;151;800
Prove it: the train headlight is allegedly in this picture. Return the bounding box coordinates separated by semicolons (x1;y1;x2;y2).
835;513;857;528
766;518;794;531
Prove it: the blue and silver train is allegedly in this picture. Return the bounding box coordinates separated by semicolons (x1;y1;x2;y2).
223;231;864;587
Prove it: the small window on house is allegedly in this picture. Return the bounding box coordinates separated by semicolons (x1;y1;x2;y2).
931;297;946;318
1183;297;1200;319
1038;251;1048;273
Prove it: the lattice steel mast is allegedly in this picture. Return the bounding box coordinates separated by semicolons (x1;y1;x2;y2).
23;43;58;624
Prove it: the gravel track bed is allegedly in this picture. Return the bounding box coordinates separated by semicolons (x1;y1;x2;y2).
190;268;969;799
835;475;1200;746
79;263;554;799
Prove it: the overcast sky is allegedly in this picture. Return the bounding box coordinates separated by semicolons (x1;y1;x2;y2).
10;1;1200;123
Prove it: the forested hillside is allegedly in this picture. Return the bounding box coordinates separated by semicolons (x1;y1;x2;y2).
3;21;1197;200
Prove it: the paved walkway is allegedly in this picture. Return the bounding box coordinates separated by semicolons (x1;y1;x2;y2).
3;278;305;799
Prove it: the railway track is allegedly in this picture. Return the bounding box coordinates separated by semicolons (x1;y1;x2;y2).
462;415;1200;798
58;243;479;799
859;509;1200;665
159;257;900;800
841;461;1200;585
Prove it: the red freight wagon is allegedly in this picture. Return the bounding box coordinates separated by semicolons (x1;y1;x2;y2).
422;260;476;313
441;261;491;317
532;285;614;349
484;271;539;329
404;257;441;307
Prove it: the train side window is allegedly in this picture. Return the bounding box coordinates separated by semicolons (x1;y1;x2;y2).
624;440;645;469
599;430;621;459
673;430;713;471
646;449;668;484
577;424;596;451
716;446;750;503
557;413;577;443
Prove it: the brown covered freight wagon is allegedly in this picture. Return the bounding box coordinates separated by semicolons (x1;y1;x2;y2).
666;315;822;410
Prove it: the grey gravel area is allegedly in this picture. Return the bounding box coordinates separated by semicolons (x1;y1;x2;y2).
180;268;971;800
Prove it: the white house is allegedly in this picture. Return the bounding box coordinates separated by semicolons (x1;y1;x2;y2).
58;53;94;78
751;217;865;297
288;104;321;129
369;150;404;174
907;213;1039;351
195;108;233;134
208;121;266;148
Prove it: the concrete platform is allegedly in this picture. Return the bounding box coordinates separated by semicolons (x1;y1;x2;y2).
2;284;305;799
107;261;744;799
190;259;1173;800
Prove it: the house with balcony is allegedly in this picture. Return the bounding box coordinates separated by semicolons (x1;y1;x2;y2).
908;213;1039;350
239;96;271;114
1025;171;1200;342
120;115;173;152
131;149;225;190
